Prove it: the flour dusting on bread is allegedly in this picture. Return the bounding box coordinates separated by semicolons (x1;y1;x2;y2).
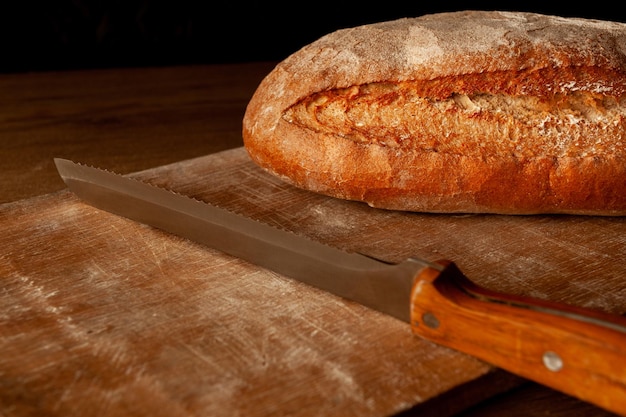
243;11;626;215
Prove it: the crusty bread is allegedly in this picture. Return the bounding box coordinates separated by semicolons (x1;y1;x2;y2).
242;11;626;215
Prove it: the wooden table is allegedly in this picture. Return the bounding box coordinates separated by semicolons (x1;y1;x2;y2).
0;62;621;416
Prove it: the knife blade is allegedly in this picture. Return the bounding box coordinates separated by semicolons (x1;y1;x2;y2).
54;158;626;415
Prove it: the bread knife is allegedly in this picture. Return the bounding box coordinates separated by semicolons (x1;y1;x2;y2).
54;158;626;415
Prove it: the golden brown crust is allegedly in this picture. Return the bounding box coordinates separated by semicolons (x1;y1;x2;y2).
242;11;626;215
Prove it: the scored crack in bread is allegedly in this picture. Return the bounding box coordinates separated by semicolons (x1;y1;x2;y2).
242;10;626;215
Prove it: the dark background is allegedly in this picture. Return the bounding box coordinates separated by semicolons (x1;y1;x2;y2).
2;1;625;73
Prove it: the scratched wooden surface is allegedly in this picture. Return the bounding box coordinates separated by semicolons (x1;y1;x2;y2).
1;155;519;417
142;149;626;314
0;63;622;416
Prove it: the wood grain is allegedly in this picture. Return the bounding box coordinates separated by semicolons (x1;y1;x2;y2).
0;62;276;204
410;262;626;415
1;63;622;416
1;153;521;416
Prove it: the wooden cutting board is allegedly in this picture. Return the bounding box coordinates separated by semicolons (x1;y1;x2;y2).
2;147;625;417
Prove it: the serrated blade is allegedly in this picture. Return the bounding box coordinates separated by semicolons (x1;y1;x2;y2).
54;158;433;322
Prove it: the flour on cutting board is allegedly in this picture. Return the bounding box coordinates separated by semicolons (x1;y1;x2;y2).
306;201;358;231
5;147;622;417
182;271;460;415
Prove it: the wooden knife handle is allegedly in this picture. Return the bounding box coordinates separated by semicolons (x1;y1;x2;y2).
409;261;626;416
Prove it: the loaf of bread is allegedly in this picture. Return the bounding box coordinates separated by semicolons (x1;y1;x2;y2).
242;11;626;215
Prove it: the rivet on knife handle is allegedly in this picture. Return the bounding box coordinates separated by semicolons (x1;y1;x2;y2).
410;261;626;416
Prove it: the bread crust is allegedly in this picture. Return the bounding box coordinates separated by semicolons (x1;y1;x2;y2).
242;11;626;215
